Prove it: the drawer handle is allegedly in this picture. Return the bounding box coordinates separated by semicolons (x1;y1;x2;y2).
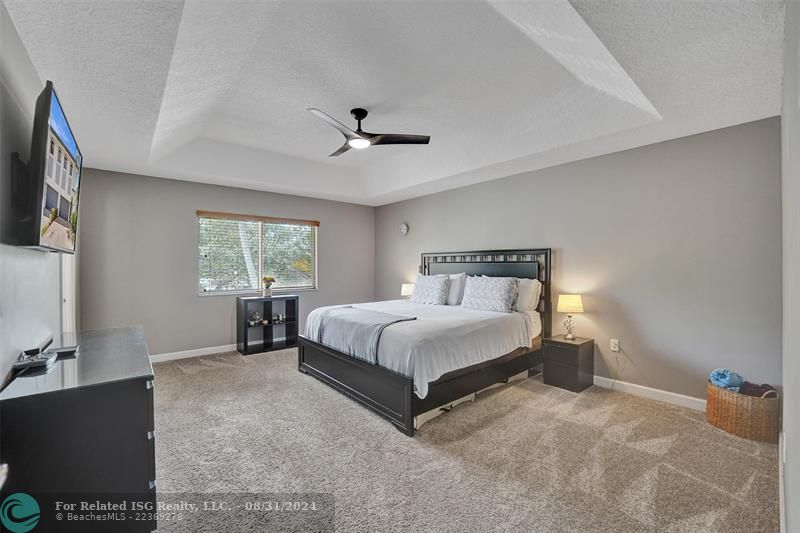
147;431;155;441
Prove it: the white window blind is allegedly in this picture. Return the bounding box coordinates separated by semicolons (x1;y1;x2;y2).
198;211;318;294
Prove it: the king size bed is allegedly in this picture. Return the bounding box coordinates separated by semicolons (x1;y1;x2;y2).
298;249;551;436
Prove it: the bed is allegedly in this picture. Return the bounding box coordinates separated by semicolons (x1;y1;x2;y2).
298;249;551;436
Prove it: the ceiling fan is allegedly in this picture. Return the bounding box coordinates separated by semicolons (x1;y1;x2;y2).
307;107;430;157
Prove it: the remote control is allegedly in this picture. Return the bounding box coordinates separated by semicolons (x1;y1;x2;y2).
14;349;58;370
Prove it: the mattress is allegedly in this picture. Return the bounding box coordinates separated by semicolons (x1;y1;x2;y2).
305;300;541;398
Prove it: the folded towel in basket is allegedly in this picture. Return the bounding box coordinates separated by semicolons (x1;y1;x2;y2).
739;381;777;397
710;368;744;392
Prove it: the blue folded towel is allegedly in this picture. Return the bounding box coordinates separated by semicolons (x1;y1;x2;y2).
710;368;744;392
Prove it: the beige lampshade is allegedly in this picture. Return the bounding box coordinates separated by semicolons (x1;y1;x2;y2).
401;283;415;297
557;294;584;314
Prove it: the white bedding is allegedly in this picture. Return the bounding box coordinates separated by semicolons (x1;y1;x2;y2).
305;300;541;399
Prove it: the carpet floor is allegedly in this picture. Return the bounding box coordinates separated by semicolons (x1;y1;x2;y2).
153;349;779;532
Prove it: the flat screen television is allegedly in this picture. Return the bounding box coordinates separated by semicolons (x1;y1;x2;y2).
13;80;82;253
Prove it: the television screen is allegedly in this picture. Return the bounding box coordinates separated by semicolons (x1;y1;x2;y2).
35;85;82;252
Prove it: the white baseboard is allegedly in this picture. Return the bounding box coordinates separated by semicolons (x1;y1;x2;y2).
593;375;706;412
150;344;236;363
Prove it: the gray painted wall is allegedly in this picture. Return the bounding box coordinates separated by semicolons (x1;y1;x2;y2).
0;3;62;379
782;1;799;529
78;169;375;355
375;118;782;399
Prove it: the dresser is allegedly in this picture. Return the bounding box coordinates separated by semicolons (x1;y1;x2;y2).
0;326;156;532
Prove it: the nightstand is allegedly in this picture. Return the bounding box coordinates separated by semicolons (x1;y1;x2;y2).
543;336;594;392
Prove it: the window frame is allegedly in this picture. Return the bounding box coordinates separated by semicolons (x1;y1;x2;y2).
197;210;319;296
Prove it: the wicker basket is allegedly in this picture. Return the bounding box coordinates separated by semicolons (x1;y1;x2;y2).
706;382;779;443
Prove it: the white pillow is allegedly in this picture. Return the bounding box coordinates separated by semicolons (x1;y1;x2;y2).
461;276;518;313
514;278;542;313
446;273;467;305
411;274;450;305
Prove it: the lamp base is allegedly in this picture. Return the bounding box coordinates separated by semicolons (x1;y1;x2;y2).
562;314;576;341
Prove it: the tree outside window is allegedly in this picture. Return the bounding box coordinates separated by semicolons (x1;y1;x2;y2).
199;214;317;294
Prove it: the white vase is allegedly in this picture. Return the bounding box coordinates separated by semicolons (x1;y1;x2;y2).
262;287;272;298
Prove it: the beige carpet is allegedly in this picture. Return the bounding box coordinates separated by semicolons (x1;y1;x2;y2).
153;349;779;532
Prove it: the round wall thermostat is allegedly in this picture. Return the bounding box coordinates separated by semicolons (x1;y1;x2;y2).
399;223;409;235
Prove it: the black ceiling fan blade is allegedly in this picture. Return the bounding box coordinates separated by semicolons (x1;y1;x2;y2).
309;107;430;155
328;142;352;157
366;133;430;145
307;108;360;140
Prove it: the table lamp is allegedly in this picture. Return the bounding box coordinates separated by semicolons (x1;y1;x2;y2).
401;283;415;298
557;294;584;340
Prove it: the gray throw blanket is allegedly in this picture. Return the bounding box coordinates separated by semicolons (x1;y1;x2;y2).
314;306;416;364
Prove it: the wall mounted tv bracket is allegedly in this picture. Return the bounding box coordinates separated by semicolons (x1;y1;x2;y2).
10;152;34;215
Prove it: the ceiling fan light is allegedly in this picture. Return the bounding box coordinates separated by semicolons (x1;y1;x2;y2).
348;137;370;149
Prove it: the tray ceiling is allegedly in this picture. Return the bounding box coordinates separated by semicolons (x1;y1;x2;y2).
4;0;783;205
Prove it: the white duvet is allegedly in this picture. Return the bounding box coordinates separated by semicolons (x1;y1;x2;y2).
305;300;540;399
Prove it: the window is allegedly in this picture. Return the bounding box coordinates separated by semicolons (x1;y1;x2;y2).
198;211;318;294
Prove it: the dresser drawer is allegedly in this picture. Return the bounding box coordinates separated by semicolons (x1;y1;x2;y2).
544;360;576;390
146;430;156;482
544;342;580;366
146;378;154;431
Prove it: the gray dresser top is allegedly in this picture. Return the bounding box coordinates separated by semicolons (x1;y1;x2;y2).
0;326;153;401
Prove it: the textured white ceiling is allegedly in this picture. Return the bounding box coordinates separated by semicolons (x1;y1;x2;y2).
4;0;783;205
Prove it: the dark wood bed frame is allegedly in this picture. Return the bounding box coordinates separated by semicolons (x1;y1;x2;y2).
298;249;552;436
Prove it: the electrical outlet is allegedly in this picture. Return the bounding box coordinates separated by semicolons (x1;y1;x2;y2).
610;339;620;352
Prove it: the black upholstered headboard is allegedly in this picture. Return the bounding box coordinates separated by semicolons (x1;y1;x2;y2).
420;249;552;337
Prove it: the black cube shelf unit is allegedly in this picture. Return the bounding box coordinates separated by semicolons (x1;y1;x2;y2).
236;295;299;355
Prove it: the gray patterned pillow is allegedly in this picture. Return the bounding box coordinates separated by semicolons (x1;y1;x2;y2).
411;275;451;305
461;276;518;313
